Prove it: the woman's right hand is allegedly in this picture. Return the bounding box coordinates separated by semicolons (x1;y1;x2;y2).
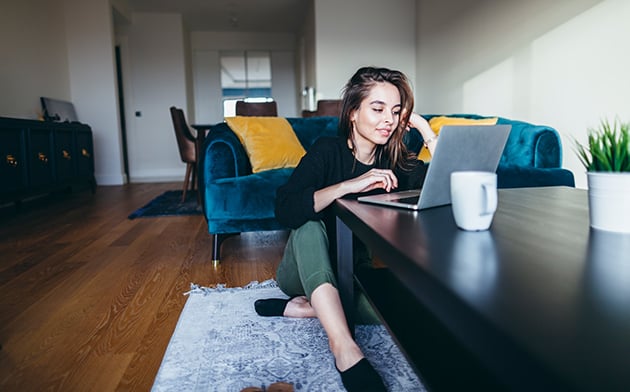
345;168;398;194
313;168;398;213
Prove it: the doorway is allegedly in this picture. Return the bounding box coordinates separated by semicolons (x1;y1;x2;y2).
115;45;130;182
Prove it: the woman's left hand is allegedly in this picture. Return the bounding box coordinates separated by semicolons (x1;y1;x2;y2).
406;112;438;155
406;112;430;132
349;168;399;193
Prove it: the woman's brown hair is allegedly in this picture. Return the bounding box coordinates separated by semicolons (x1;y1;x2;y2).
339;66;416;171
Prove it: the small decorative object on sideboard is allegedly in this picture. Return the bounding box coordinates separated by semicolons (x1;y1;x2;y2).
575;118;630;233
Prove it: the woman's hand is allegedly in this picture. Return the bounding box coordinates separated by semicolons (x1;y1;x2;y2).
346;168;399;193
407;112;438;155
312;168;398;213
407;112;430;132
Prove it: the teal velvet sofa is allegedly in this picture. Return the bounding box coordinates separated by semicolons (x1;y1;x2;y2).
200;115;575;262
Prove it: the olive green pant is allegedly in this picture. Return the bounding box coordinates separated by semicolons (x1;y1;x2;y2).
276;220;380;324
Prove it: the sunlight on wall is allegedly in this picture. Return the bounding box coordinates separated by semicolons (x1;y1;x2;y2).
424;0;630;190
463;58;515;118
528;0;630;189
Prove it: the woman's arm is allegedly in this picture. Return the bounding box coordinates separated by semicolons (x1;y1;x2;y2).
313;168;398;213
408;112;438;156
276;138;401;227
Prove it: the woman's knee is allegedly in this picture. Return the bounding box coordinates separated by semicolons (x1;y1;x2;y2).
291;220;328;246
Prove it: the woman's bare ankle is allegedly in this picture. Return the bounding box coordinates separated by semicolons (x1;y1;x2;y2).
332;341;364;372
283;296;316;318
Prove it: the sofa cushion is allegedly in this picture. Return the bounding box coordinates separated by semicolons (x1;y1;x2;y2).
226;116;306;173
418;116;498;162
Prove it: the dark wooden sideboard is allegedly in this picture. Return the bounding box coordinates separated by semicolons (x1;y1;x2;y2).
0;117;96;204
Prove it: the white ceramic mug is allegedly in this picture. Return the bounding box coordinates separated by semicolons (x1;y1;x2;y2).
450;171;498;231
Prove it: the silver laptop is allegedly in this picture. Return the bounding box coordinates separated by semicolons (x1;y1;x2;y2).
357;124;511;210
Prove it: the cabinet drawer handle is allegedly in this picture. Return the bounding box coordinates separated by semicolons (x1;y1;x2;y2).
6;154;18;167
81;148;90;158
62;149;72;160
38;152;48;163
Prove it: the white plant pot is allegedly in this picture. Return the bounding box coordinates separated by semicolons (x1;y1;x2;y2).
587;172;630;233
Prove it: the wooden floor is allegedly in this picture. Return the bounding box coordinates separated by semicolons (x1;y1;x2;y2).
0;183;288;391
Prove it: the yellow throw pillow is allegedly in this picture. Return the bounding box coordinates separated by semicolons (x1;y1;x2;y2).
418;116;499;162
225;116;306;173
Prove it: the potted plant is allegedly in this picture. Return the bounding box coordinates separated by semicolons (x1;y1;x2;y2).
575;118;630;233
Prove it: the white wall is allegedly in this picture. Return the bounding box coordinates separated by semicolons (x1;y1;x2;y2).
0;0;125;185
190;31;298;124
192;50;222;124
6;0;628;188
314;0;417;100
122;12;189;183
297;1;316;110
416;0;630;189
0;0;70;119
271;51;298;117
64;0;124;186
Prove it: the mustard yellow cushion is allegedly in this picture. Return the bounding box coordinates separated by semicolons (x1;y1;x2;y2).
225;116;306;173
418;116;499;162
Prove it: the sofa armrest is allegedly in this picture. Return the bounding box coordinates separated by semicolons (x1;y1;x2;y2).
200;122;252;185
497;118;562;169
497;166;575;188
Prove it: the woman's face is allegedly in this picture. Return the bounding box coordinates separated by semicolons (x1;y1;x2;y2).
350;81;401;148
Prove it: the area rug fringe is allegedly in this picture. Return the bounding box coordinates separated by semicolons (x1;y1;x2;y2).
185;279;279;296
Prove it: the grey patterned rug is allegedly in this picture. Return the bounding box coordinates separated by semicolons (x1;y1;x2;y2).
151;280;425;392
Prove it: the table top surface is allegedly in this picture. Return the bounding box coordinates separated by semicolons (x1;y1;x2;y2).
334;186;630;392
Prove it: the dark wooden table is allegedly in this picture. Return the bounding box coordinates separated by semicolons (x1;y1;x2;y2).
334;186;630;392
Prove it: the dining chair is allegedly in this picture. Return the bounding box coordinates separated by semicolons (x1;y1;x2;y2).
235;101;278;116
169;106;197;203
315;99;342;117
301;99;342;117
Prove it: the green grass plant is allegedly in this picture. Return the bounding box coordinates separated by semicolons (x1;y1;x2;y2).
575;119;630;172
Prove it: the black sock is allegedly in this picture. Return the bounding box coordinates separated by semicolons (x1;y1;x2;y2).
254;298;290;317
337;358;387;392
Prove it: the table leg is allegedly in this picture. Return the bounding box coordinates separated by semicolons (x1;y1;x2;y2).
336;216;355;334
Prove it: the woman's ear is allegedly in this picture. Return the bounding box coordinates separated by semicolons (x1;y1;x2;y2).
349;108;358;123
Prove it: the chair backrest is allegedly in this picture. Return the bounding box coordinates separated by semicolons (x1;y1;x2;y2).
235;101;278;117
169;106;196;164
315;99;342;117
301;99;342;118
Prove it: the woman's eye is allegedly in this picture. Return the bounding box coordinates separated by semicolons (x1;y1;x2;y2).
373;108;383;113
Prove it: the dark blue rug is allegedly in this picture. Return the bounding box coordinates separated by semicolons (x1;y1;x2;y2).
128;190;202;219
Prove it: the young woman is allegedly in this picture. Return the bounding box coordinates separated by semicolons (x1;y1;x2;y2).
255;66;438;391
